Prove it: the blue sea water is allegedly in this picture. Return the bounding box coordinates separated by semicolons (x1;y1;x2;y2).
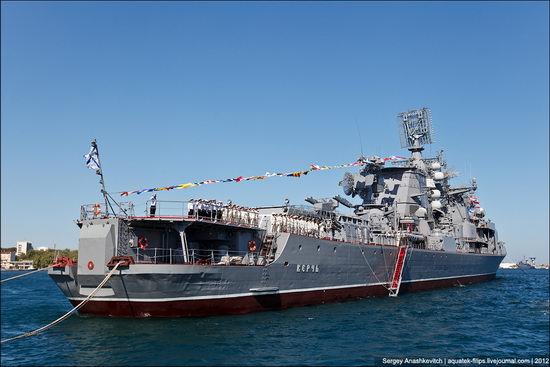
1;270;548;366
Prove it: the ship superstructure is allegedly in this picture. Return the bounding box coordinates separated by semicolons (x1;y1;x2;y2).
517;257;537;269
49;108;506;317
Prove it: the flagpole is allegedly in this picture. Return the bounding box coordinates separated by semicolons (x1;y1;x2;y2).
91;139;110;216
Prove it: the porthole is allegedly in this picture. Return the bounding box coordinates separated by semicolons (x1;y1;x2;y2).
333;247;337;253
374;251;377;255
284;261;289;266
298;245;302;251
361;249;364;254
317;245;321;252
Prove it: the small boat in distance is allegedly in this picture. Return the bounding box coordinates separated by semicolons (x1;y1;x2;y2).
517;257;536;270
499;262;519;269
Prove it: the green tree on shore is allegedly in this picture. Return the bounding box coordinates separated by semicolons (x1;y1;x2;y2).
17;249;78;269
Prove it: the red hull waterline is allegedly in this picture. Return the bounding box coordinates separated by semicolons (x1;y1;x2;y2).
71;273;496;318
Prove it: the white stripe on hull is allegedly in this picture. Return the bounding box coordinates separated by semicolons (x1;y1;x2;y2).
67;271;496;303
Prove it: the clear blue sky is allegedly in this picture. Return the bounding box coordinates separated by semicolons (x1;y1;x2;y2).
1;2;548;262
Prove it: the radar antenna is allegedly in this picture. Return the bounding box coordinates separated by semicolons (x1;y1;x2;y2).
397;107;434;149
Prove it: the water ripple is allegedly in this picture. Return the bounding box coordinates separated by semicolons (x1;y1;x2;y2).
1;270;548;365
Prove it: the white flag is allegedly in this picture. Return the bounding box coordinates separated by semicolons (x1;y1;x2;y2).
84;146;100;171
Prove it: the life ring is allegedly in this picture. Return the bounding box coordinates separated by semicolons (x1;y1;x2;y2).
138;236;148;250
93;203;101;216
248;240;257;252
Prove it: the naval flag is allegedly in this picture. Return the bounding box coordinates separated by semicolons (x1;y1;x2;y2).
84;145;100;172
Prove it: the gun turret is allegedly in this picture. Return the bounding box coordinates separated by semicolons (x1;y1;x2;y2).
333;195;354;208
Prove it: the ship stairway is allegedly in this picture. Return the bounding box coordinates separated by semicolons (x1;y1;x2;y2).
259;234;276;264
388;245;409;297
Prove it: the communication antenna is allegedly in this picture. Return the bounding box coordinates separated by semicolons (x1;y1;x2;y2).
397;107;434;149
355;119;365;158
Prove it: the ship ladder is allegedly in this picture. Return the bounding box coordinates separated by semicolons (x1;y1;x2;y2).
259;234;275;264
388;245;409;297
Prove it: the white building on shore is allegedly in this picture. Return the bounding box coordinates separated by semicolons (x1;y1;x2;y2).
1;251;33;270
1;252;16;269
16;241;33;256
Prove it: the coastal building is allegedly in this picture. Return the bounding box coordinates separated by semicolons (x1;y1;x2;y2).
0;251;34;270
16;241;33;256
11;260;34;270
1;252;16;269
37;246;49;251
9;260;35;270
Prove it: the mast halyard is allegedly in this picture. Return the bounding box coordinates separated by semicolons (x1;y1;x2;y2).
91;139;112;216
89;139;129;217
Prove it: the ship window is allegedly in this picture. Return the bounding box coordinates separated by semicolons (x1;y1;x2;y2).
333;247;337;253
317;245;320;252
298;245;302;251
284;261;289;266
361;249;364;254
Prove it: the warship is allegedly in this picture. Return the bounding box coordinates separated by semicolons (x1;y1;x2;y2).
49;108;506;317
517;257;537;270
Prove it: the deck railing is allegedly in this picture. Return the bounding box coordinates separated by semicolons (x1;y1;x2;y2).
133;247;257;266
80;201;380;246
80;202;135;220
80;200;260;228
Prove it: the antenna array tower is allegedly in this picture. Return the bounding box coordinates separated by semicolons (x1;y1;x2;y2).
397;107;434;148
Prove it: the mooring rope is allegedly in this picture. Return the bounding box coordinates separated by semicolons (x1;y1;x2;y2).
0;267;53;284
0;262;122;344
359;244;390;290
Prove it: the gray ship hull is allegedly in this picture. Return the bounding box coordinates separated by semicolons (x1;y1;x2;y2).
49;234;504;317
52;108;507;317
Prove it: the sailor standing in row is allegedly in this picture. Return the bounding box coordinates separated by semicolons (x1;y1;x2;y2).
149;194;157;217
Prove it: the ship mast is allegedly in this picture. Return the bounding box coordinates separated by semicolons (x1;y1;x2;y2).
91;139;112;215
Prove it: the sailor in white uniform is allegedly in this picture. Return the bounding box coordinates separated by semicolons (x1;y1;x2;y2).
149;194;157;217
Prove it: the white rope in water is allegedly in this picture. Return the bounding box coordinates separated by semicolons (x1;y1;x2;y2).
0;267;52;283
0;262;122;344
